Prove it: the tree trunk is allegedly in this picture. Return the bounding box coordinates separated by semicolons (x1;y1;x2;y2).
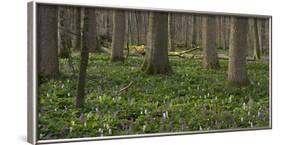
88;9;99;52
228;17;249;86
202;15;220;69
186;15;194;50
253;18;261;59
76;8;90;108
142;12;172;75
37;4;59;78
72;7;81;51
111;10;126;62
58;6;72;58
168;13;175;51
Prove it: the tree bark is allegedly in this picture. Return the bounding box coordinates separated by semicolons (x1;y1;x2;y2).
76;8;90;108
37;4;59;78
58;6;72;58
202;15;220;69
142;12;172;75
88;9;99;52
253;18;261;59
168;13;175;51
72;7;82;51
111;10;126;62
228;17;249;86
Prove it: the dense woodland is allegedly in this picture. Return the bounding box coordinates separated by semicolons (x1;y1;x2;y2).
37;4;270;139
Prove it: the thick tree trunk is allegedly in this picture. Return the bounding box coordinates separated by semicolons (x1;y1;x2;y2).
168;13;175;51
76;8;90;108
58;6;72;58
228;17;249;86
202;15;220;69
111;10;126;62
142;12;172;75
37;4;59;78
88;9;99;52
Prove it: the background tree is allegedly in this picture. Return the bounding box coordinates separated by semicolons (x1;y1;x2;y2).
168;13;175;51
228;16;249;86
71;7;82;51
111;10;126;62
142;12;172;75
58;6;72;58
253;18;261;60
37;4;59;78
76;8;92;108
202;15;220;69
88;9;99;52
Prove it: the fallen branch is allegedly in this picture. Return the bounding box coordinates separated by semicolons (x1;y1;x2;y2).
119;81;134;93
169;53;256;61
178;47;199;55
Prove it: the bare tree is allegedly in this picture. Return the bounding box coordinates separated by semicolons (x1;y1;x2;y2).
88;9;99;52
111;10;126;62
253;18;261;59
37;4;59;78
168;13;175;51
228;17;249;86
58;6;72;58
76;8;91;108
142;12;172;75
202;15;220;69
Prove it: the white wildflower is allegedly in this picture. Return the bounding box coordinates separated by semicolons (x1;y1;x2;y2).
199;126;203;131
142;125;146;132
250;122;254;128
108;128;112;135
166;111;169;118
144;109;148;114
243;102;246;110
228;96;232;103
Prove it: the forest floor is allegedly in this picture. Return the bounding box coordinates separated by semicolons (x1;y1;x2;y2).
38;51;270;140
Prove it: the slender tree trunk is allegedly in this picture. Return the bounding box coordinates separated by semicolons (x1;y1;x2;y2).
76;8;90;108
37;4;59;78
168;13;175;51
216;16;222;49
186;15;193;49
58;6;72;58
135;11;141;45
228;17;249;86
262;19;270;54
253;18;261;59
111;10;125;62
142;12;172;75
202;15;220;69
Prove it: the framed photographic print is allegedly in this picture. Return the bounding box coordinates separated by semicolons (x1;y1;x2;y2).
27;1;272;144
